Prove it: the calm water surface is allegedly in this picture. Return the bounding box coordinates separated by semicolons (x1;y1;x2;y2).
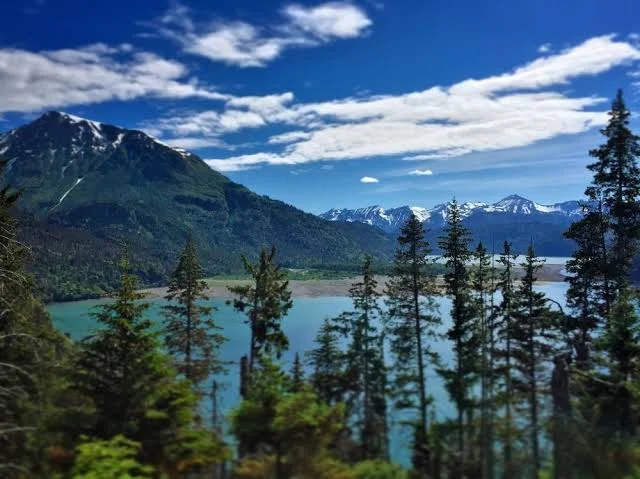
47;282;568;465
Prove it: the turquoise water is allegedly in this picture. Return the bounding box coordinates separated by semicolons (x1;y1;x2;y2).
47;282;568;465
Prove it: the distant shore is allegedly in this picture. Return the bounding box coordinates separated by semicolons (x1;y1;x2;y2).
139;263;567;299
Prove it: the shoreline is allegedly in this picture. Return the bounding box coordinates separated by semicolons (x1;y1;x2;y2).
48;264;568;304
138;263;567;300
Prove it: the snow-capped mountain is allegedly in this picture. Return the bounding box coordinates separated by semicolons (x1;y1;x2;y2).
483;194;583;216
0;111;394;300
0;111;199;208
320;194;583;234
320;205;429;232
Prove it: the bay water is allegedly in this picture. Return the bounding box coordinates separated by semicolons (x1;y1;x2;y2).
47;282;568;465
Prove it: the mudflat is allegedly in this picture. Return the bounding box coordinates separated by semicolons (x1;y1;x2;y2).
139;263;566;299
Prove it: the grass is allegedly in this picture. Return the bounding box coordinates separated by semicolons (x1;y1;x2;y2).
205;268;358;283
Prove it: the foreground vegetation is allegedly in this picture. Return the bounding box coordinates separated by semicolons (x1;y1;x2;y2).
2;90;640;478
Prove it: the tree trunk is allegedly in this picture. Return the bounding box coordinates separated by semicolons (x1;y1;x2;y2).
414;255;431;472
552;353;573;479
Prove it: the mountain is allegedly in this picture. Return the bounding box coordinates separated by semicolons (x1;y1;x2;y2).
0;112;394;301
321;205;430;233
320;194;585;256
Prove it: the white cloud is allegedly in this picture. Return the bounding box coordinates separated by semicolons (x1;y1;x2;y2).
144;108;266;138
268;130;311;144
450;35;639;96
162;35;639;172
206;153;284;172
360;176;379;183
408;169;433;176
161;137;226;149
150;2;372;68
227;92;296;117
283;3;372;40
403;149;472;161
186;22;302;68
0;43;222;114
537;43;552;53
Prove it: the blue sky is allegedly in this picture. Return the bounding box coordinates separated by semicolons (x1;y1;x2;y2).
1;0;640;213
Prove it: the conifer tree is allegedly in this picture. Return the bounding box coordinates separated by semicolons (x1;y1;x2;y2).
564;205;608;370
437;199;478;468
290;352;304;393
73;250;157;439
511;244;557;479
471;241;495;479
562;89;640;472
163;232;225;390
0;161;67;476
385;214;440;476
0;161;30;470
229;246;293;376
585;89;640;294
599;288;640;438
68;252;227;473
308;318;345;406
333;255;388;461
495;241;518;478
231;357;347;478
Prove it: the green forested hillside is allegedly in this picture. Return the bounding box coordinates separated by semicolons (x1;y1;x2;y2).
0;112;393;300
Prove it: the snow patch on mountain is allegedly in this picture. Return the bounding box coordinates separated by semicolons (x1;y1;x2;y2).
56;177;83;206
409;206;429;223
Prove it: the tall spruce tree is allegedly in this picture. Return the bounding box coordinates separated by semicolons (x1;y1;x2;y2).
308;318;345;406
562;90;640;475
599;288;640;439
385;213;440;477
471;241;495;479
564;204;609;370
495;241;518;479
437;199;478;470
0;161;30;473
511;244;557;479
163;232;225;390
0;161;68;476
69;252;227;474
290;352;305;393
228;246;293;376
333;255;388;461
585;89;640;294
73;251;156;439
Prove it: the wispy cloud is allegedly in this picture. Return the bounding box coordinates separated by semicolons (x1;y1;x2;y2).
360;176;379;183
0;43;222;114
196;35;639;171
268;130;311;144
146;2;372;68
402;149;472;161
160;137;227;149
408;169;433;176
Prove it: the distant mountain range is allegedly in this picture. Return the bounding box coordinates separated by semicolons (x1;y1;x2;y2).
320;195;585;256
0;112;394;300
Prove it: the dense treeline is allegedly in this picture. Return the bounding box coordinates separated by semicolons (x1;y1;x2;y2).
18;192;396;303
22;216;401;303
2;90;640;478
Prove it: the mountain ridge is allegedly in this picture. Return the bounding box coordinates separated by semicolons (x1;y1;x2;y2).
320;195;584;233
319;195;585;257
0;112;394;301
